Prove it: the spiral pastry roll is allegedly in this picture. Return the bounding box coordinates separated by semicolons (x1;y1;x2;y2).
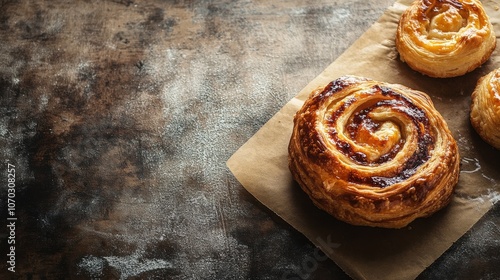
288;76;460;228
470;68;500;149
396;0;496;78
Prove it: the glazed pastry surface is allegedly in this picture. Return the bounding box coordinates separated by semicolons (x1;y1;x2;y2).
396;0;496;78
288;76;460;228
470;68;500;149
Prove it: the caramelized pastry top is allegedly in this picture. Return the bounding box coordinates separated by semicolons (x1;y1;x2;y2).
288;76;460;228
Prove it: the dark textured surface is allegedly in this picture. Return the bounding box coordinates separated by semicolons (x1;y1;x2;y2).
0;0;499;279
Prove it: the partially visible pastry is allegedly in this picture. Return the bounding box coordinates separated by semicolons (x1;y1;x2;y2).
396;0;496;78
470;68;500;149
288;76;460;228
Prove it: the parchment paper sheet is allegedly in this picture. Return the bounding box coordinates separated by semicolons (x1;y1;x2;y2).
227;1;500;279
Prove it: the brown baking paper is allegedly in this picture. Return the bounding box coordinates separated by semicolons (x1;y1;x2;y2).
227;1;500;279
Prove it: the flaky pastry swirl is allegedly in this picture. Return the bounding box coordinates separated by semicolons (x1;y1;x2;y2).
470;68;500;149
396;0;496;78
288;76;460;228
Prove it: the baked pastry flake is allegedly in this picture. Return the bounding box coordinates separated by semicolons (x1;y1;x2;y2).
470;68;500;149
396;0;496;78
288;76;460;228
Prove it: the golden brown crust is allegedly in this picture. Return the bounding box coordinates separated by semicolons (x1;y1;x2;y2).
470;68;500;149
396;0;496;78
288;76;460;228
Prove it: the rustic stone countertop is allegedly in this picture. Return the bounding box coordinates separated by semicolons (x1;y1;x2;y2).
1;0;499;279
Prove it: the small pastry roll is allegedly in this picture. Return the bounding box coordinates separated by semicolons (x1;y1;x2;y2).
396;0;496;78
288;76;460;228
470;68;500;149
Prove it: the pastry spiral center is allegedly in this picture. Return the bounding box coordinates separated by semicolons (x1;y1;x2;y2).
427;4;467;39
347;107;402;162
318;84;435;188
324;88;423;168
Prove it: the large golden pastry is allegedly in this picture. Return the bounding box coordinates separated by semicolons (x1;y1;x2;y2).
470;68;500;149
288;76;460;228
396;0;496;78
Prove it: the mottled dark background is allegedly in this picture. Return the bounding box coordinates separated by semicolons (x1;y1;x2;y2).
0;0;499;279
